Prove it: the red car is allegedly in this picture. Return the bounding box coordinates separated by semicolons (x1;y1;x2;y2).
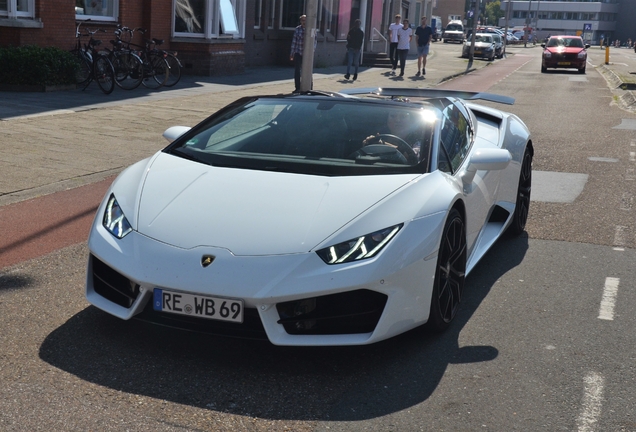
541;35;589;74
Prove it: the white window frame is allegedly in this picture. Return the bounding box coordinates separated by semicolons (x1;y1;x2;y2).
0;0;35;18
173;0;245;39
74;0;119;22
268;0;275;29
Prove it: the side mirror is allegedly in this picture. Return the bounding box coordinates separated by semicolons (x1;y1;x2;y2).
462;148;512;185
541;43;546;48
585;44;590;49
163;126;191;143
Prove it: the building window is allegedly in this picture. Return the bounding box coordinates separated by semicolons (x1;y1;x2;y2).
174;0;244;38
268;0;275;28
75;0;118;21
280;0;305;29
0;0;35;18
254;0;262;28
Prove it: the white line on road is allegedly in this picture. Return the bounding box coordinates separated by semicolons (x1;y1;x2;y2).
598;277;620;320
577;372;605;432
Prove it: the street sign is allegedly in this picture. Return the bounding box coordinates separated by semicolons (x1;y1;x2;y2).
583;23;592;31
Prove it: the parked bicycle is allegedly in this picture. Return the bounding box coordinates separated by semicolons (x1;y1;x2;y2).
105;29;144;90
135;27;182;87
71;22;116;94
117;26;170;89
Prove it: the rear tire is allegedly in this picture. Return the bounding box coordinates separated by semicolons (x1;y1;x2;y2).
508;147;532;235
427;208;466;332
142;54;169;89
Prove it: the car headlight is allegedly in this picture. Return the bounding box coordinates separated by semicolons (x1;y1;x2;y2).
316;224;403;264
578;51;586;59
544;51;551;58
103;194;133;239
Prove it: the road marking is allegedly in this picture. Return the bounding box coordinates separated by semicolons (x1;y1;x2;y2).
577;372;605;432
598;277;620;320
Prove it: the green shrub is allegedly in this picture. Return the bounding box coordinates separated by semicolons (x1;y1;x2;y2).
0;45;80;86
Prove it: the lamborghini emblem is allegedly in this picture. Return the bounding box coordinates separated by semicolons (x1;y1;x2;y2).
201;255;215;267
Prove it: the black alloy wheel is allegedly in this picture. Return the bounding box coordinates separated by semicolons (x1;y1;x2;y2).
428;208;466;332
508;147;532;235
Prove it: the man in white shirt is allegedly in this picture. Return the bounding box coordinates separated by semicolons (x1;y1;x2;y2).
388;15;402;75
396;19;412;77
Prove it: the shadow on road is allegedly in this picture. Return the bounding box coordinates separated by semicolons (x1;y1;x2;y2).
39;234;528;421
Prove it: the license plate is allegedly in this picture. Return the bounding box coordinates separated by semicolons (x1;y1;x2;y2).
153;288;244;323
475;51;482;55
558;62;570;66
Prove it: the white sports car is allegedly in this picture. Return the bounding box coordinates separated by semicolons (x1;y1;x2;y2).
86;88;533;346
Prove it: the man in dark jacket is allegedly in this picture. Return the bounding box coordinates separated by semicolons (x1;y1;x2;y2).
345;19;364;81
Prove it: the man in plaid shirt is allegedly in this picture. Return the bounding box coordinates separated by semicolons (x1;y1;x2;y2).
290;15;307;93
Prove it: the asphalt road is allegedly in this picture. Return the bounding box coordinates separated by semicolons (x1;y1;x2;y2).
1;43;636;431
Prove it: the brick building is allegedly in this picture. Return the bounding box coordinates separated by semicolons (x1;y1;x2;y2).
0;0;462;76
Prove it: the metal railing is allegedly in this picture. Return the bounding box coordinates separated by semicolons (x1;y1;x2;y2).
370;28;387;54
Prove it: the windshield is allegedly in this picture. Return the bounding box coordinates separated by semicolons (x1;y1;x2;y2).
475;34;493;43
446;24;462;31
165;98;439;176
547;37;584;48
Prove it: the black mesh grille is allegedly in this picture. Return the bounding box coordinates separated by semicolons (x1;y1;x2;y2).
91;255;140;308
276;289;388;335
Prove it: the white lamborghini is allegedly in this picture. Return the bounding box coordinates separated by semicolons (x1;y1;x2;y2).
86;88;533;346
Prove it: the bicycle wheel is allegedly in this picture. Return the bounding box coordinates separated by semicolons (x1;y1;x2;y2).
72;49;92;88
114;51;143;90
93;55;115;94
142;54;169;89
164;53;182;87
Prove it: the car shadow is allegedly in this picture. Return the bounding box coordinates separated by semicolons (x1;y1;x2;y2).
39;234;529;421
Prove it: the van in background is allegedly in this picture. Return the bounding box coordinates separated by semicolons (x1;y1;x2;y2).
443;20;465;43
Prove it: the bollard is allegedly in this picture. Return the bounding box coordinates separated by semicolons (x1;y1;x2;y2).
605;46;609;64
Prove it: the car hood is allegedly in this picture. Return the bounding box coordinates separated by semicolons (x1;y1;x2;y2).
545;46;585;55
134;153;420;255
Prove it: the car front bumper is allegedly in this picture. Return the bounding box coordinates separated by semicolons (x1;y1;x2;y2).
86;214;445;346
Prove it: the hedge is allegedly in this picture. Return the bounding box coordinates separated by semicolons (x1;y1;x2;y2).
0;45;80;86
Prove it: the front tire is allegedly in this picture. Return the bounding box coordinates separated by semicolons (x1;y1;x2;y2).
508;147;532;235
427;208;466;332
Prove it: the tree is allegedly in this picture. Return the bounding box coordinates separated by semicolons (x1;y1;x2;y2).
484;0;504;28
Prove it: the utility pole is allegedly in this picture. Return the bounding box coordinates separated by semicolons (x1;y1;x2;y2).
523;0;532;47
300;0;318;92
503;0;511;56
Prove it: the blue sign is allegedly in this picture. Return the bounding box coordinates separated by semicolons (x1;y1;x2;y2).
583;23;592;31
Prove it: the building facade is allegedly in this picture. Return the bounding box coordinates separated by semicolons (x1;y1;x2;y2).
498;0;636;44
0;0;471;76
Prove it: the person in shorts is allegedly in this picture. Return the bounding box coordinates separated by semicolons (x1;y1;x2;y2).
414;16;433;77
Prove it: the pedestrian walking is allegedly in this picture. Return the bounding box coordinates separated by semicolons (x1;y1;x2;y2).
344;19;364;81
396;19;412;77
290;15;307;93
414;16;432;77
388;14;402;75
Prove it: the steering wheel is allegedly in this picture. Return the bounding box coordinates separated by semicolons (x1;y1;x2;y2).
364;134;418;164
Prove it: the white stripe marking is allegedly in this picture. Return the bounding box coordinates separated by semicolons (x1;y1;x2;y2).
598;277;620;321
577;372;605;432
